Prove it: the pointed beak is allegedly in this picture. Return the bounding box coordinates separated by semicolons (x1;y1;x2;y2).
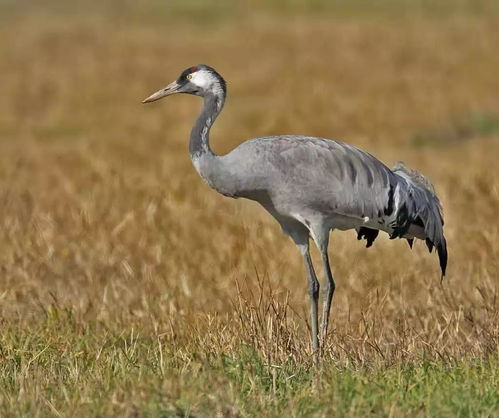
142;81;180;104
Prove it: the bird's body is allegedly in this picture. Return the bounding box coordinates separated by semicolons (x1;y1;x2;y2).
196;135;442;245
143;64;447;353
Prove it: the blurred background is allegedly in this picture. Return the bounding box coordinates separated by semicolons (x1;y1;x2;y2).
0;0;498;415
0;0;498;360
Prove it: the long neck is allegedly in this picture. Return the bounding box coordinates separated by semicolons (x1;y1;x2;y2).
189;90;237;197
189;92;224;158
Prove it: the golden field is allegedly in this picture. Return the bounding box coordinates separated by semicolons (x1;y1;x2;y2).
0;2;498;416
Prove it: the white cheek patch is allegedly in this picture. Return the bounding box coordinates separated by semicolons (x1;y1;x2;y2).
190;70;213;88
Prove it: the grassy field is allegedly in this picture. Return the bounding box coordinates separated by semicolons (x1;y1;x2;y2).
0;1;498;416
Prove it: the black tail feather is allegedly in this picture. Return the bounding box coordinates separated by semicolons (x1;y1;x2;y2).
425;237;447;277
437;237;448;277
357;227;379;248
425;238;434;253
392;161;447;278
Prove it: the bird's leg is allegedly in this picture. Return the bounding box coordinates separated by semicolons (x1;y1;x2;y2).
301;245;320;353
320;250;335;344
288;226;320;356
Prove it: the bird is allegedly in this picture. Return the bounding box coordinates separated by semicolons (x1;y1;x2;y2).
143;64;447;353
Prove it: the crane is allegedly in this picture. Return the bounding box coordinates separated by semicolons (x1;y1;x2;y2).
143;64;447;352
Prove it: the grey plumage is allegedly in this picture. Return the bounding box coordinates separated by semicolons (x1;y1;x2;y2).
143;64;448;353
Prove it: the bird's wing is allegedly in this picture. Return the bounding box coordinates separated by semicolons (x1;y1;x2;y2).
245;135;395;220
231;135;447;275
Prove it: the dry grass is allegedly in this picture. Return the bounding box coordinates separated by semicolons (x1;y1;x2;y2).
0;2;498;416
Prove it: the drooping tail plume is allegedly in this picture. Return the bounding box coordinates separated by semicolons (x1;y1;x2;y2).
392;162;447;277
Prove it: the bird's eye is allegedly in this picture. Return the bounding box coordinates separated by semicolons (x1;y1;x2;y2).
186;74;192;80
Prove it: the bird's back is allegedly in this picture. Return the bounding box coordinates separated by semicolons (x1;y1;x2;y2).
224;135;394;220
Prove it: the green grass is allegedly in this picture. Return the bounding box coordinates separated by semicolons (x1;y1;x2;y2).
1;311;497;417
412;112;499;147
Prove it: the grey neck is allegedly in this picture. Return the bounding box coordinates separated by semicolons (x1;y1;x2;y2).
189;92;224;158
188;90;237;197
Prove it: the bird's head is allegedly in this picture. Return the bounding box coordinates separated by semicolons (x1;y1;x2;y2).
142;64;226;104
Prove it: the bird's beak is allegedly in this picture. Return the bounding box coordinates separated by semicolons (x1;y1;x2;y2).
142;81;180;104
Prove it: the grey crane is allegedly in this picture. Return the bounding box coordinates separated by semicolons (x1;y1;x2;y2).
143;64;447;352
